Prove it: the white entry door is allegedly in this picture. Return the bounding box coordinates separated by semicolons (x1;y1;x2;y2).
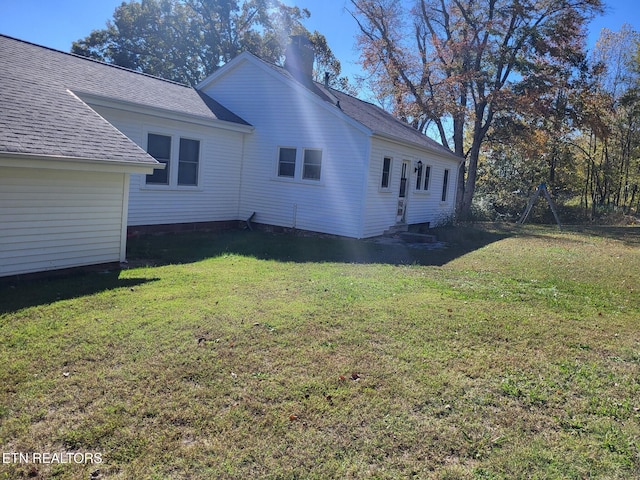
396;160;409;223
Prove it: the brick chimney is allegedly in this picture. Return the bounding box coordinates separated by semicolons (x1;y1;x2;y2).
284;35;315;84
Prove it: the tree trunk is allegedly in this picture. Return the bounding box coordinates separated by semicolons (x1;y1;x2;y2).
459;142;481;220
457;103;490;221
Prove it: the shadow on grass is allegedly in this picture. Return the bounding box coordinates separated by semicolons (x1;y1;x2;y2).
126;225;512;268
4;224;634;314
0;271;158;315
563;225;640;247
508;224;640;247
0;226;509;314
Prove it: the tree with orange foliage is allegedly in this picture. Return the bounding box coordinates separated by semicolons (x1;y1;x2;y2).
349;0;603;220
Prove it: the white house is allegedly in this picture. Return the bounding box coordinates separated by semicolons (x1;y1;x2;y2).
197;36;461;238
0;34;461;278
0;36;160;277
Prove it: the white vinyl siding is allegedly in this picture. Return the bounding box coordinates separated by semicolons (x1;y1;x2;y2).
200;59;369;238
362;138;459;237
0;166;127;277
91;106;245;227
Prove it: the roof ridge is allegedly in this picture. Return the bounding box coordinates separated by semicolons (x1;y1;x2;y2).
0;33;191;89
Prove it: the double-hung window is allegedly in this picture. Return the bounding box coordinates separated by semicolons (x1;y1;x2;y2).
278;147;297;178
178;138;200;186
146;133;171;185
381;157;392;189
145;133;200;187
415;163;423;190
441;168;450;202
302;149;322;181
423;165;431;191
414;162;432;191
278;147;322;181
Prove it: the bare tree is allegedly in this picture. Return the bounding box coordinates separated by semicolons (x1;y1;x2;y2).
349;0;603;219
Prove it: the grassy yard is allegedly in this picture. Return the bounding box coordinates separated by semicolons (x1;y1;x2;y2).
1;225;639;479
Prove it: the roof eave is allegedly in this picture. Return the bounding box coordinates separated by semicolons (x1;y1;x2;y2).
76;91;255;134
0;151;161;174
371;132;463;163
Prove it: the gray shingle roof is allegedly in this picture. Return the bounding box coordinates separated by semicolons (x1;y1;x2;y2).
0;34;248;164
256;55;459;160
327;88;460;160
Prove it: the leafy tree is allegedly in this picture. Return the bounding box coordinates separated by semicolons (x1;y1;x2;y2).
477;113;581;221
348;0;603;220
72;0;348;88
481;25;640;223
73;0;212;85
477;34;599;221
572;26;640;218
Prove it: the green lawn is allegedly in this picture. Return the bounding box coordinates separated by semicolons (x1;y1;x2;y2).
1;225;639;479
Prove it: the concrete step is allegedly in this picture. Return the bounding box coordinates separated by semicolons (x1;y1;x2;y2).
384;223;409;235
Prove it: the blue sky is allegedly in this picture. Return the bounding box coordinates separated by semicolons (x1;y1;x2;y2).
0;0;638;83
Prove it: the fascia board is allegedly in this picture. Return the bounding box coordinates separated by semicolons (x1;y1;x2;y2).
75;91;254;134
371;132;463;164
0;152;161;175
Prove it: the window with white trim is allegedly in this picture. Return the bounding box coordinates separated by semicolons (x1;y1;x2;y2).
178;138;200;186
278;147;297;178
414;162;432;191
423;165;431;191
302;149;322;180
441;168;450;202
146;133;171;185
145;133;201;187
381;157;392;189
